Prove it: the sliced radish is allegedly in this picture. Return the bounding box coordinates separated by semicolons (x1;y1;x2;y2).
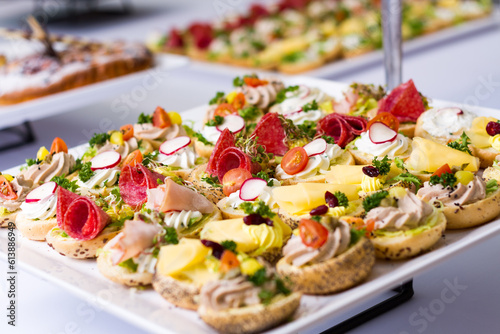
159;136;191;156
216;115;245;134
239;178;268;201
25;181;57;203
284;108;302;118
298;85;310;99
90;151;122;171
369;122;398;144
438;107;463;115
303;138;327;156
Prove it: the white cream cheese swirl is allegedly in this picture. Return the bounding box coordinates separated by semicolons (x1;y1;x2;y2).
157;147;197;169
163;210;203;231
77;167;120;190
20;193;57;220
420;108;476;139
200;125;221;145
96;138;138;159
355;132;411;158
225;179;280;210
286;109;324;125
277;86;328;114
276;144;343;180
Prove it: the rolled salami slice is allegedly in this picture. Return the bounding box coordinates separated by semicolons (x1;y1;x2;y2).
251;113;288;156
378;79;425;123
206;128;235;177
216;147;254;182
316;114;354;148
119;164;165;207
56;187;110;241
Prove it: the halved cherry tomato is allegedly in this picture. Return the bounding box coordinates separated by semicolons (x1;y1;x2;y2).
219;250;240;272
365;219;375;234
244;77;268;87
281;147;309;175
299;218;329;249
153;106;172;129
122;150;143;167
120;124;134;141
0;175;17;201
367;112;399;132
231;92;246;110
50;137;68;154
431;164;452;177
214;103;237;117
222;168;252;196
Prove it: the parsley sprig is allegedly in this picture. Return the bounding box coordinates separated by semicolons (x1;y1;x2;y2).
51;175;79;193
137;113;153;124
275;86;299;104
205;115;224;127
372;156;391;176
362;190;389;212
78;162;94;182
209;91;225;105
239;200;275;219
183;125;214;147
447;132;472;155
301;100;319;112
221;240;237;252
89;133;110;147
202;175;222;187
239;105;260;121
430;172;457;188
334;191;349;207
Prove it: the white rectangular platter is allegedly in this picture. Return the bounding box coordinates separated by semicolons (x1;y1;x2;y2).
1;76;499;334
0;54;188;130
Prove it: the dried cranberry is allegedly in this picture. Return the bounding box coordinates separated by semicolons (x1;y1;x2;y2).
243;214;274;226
325;191;339;208
486;121;500;136
201;239;224;259
310;205;328;216
362;166;380;177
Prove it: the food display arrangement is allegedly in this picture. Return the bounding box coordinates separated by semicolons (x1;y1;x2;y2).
147;0;493;74
0;17;153;105
2;74;500;333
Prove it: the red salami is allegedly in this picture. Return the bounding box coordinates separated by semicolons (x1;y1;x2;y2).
378;79;425;123
316;114;353;148
340;115;368;135
251;113;288;156
119;164;165;207
57;187;110;241
167;28;184;49
206;128;235;176
188;22;213;50
216;147;253;182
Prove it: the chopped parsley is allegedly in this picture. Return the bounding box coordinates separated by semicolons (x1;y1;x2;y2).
221;240;237;252
142;150;159;167
26;158;41;167
202;175;222;187
296;121;317;139
394;157;405;170
311;215;322;222
252;171;275;187
51;176;78;193
118;258;138;272
372;156;391;176
349;228;366;246
233;76;245;87
302;100;319;112
447;132;472;155
209;91;225;105
78;162;94;182
137;112;153;124
205;115;224;127
429;172;457;188
239;105;260;121
362;190;389;212
350;82;386;101
164;227;179;245
258;289;274;305
486;179;498;195
321;135;335;145
70;158;83;174
157;178;164;185
88;132;110;147
282;51;304;63
334;191;349;207
239;200;275;219
248;267;267;286
183;125;213;146
275;85;299;104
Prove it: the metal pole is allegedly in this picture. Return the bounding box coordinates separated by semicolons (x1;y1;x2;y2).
382;0;402;90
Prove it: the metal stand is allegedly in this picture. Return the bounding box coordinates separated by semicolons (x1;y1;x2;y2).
0;122;36;152
322;280;414;334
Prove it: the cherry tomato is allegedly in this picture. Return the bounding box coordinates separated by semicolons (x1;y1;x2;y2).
214;103;237;117
281;147;309;175
122;150;143;167
367;112;400;132
120;124;134;141
219;250;240;272
244;77;268;87
299;218;329;249
431;164;452;177
0;175;17;201
222;168;252;196
50;137;68;154
152;106;172;129
232;92;246;110
365;219;375;234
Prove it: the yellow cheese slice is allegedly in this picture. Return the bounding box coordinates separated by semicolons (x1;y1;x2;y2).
325;165;367;184
273;183;359;215
407;137;479;172
156;239;210;277
465;116;498;149
178;263;219;287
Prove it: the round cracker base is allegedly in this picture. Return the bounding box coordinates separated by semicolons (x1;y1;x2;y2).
276;238;375;294
1;211;18;228
97;251;153;287
443;189;500;229
198;292;301;334
15;214;57;241
187;164;225;204
152;273;200;310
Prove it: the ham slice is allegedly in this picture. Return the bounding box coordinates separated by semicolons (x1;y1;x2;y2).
107;219;162;265
146;179;214;214
57;187;110;241
119;164;165;207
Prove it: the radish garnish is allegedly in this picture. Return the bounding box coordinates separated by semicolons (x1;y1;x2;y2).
239;178;268;201
298;85;310;99
216;115;245;134
159;136;191;156
368;122;398;144
25;181;57;203
438;107;463;115
90;151;122;171
303;138;327;156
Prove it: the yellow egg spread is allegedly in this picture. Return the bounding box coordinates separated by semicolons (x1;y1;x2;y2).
466;116;498;149
489;135;500;151
360;175;383;193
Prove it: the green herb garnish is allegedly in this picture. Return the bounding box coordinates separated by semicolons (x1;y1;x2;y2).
311;215;322;222
447;132;472;155
321;135;336;145
209;91;225;105
137;113;153;124
429;172;457;189
89;132;110;147
301;100;319;112
239;105;260;121
184;125;214;146
142;150;159;167
372;155;391;176
239;200;275;219
51;176;78;193
78;162;94;182
248;267;267;286
486;179;498;195
26;158;41;167
202;175;222;187
391;172;423;190
334;191;349;207
349;228;366;246
221;240;237;252
275;85;299;104
205;115;224;127
296;121;317;139
362;190;389;212
164;227;179;245
118;258;138;272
